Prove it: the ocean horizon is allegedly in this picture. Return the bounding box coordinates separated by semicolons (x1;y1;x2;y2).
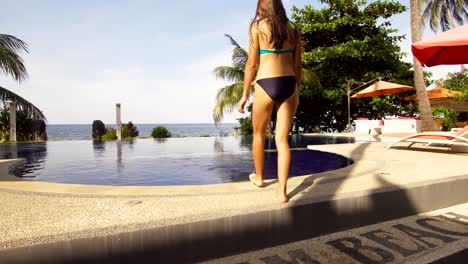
46;123;239;141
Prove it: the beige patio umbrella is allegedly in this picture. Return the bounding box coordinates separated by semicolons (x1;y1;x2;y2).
403;86;462;101
351;80;414;98
404;86;467;112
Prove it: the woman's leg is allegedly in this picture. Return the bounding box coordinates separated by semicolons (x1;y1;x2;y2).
251;84;275;186
275;90;299;203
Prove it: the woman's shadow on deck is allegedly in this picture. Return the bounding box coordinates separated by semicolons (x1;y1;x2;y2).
282;141;419;243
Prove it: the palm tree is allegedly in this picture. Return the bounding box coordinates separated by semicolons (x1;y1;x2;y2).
213;35;247;125
0;34;45;120
213;34;321;125
411;0;438;131
421;0;468;32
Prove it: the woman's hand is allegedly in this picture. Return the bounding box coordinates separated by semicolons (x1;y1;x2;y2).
237;96;248;113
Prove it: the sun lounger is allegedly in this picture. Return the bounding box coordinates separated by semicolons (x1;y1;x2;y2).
386;125;468;152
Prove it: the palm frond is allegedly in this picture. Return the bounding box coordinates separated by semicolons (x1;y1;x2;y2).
421;0;468;33
213;82;245;125
419;0;440;32
213;66;244;82
0;34;29;82
0;47;28;82
432;0;444;31
449;0;468;25
439;4;451;32
421;0;444;32
215;82;245;103
0;34;29;53
224;34;248;70
462;0;468;21
0;85;46;121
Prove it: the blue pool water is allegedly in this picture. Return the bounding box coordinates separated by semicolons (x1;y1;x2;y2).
0;135;354;186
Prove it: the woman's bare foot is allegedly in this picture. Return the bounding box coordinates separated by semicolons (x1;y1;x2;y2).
276;191;289;203
249;173;264;187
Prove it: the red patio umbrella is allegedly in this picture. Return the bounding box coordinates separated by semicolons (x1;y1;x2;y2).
412;24;468;67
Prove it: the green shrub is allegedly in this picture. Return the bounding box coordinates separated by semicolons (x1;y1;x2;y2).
95;122;139;141
438;71;468;100
432;106;459;131
122;121;139;138
102;127;118;140
313;126;322;133
151;126;171;138
237;117;253;135
0;108;9;141
0;108;47;142
92;120;107;140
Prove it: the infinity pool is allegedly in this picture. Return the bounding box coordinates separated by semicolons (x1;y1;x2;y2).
0;135;354;186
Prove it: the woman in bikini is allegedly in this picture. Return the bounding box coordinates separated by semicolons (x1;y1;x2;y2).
237;0;301;203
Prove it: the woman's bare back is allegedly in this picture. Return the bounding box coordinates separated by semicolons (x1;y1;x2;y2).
254;20;297;79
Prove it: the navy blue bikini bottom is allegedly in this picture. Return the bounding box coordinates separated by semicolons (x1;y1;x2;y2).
256;76;296;102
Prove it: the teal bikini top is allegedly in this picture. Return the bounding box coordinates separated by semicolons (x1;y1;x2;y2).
259;48;294;55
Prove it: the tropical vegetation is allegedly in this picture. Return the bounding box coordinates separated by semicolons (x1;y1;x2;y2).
420;0;468;33
0;108;47;141
93;120;140;141
151;126;171;138
102;127;118;141
92;120;107;140
238;116;253;135
435;71;468;126
290;0;421;132
0;34;45;121
432;106;460;131
122;121;139;138
437;71;468;100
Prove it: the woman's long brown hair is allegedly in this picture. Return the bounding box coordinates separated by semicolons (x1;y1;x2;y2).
251;0;298;50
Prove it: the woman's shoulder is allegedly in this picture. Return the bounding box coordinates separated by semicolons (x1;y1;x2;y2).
252;18;271;27
252;19;272;34
250;19;265;33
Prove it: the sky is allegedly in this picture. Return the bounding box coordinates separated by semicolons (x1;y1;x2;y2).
0;0;461;124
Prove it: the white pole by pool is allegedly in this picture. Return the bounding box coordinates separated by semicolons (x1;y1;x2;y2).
9;101;17;142
116;103;122;140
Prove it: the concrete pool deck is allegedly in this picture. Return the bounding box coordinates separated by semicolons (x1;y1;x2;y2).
0;141;467;263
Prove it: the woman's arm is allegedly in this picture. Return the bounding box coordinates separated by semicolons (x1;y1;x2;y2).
293;29;302;89
238;23;260;113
